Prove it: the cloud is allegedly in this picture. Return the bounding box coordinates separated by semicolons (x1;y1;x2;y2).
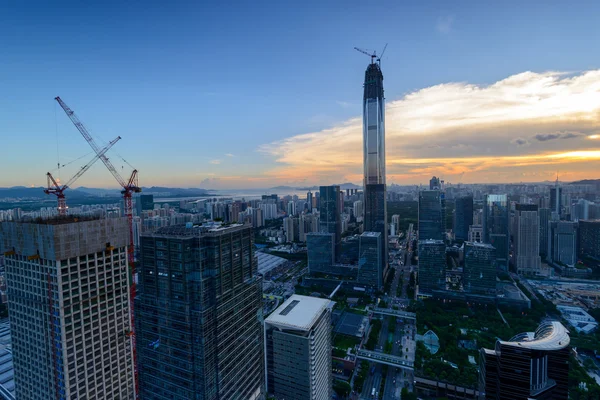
225;153;235;157
259;69;600;185
436;15;454;34
534;131;585;141
209;159;221;164
511;138;530;146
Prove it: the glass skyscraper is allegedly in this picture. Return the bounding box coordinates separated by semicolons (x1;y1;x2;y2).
362;60;388;286
318;185;341;262
419;190;445;241
136;223;264;400
482;194;509;270
454;196;473;241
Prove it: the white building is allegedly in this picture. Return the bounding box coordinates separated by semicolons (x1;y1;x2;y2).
557;305;598;334
265;295;333;400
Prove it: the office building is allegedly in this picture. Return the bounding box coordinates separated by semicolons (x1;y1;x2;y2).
482;194;509;270
307;233;335;275
136;223;264;400
0;217;134;400
418;240;446;294
299;213;319;242
419;190;444;241
454;196;474;241
579;220;600;260
550;186;562;217
514;204;541;276
265;295;332;400
548;221;578;266
136;194;154;215
468;225;483;243
539;208;551;260
318;186;341;262
357;232;383;288
463;242;496;296
429;176;441;190
362;59;388;280
479;321;570;399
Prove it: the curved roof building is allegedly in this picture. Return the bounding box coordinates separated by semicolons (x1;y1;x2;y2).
479;321;570;400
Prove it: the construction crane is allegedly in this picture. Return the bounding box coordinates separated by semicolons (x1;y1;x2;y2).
44;136;121;215
54;96;141;397
354;43;388;64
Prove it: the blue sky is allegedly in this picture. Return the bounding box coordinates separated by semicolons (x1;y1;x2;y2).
1;1;600;189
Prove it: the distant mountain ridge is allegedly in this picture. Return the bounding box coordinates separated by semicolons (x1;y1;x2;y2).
270;182;361;191
0;186;212;199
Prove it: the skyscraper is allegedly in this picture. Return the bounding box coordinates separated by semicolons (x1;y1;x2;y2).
479;321;570;399
514;204;542;276
454;196;474;241
539;208;551;260
419;190;444;241
306;232;335;275
548;221;578;266
578;220;600;260
136;223;264;400
357;232;383;287
550;186;562;218
319;186;341;262
265;295;333;400
429;176;441;190
307;191;313;211
417;240;446;295
362;59;388;281
463;242;497;296
0;217;135;400
482;194;509;270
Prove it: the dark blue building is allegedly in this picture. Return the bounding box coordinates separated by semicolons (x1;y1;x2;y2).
454;196;473;241
136;223;264;400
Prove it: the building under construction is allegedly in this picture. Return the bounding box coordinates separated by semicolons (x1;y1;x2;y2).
0;216;135;399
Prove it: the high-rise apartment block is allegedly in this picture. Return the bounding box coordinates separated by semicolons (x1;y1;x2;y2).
0;218;135;400
483;194;509;270
353;201;364;221
362;59;388;282
318;186;341;262
357;232;383;287
479;321;570;399
419;190;444;241
514;204;541;276
454;196;473;241
136;223;264;400
265;295;332;400
463;242;496;296
417;240;446;295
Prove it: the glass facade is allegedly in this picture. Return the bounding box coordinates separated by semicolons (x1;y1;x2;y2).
417;240;446;294
418;190;444;241
453;196;473;241
362;63;385;186
306;233;334;275
318;186;341;262
357;232;382;287
482;194;509;270
136;224;264;400
463;242;497;295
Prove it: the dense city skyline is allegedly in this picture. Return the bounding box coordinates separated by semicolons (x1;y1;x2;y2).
2;1;600;189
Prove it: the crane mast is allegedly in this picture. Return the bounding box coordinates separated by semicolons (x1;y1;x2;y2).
55;96;140;397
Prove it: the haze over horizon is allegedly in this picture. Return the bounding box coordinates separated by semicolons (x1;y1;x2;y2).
2;1;600;190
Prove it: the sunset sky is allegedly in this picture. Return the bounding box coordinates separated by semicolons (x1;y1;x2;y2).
1;1;600;189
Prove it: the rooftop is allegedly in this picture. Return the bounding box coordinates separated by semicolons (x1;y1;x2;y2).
265;294;331;332
502;321;570;351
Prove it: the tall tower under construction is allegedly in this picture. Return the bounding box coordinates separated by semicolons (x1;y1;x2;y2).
0;217;135;400
361;59;388;287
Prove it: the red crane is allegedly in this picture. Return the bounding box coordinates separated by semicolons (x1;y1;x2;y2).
55;96;141;397
44;136;121;215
